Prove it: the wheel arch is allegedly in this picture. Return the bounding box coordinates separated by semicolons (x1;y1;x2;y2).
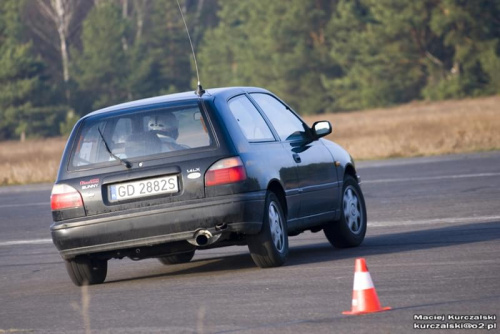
344;163;358;181
267;179;287;219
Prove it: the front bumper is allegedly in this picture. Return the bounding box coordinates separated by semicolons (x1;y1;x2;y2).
51;192;266;259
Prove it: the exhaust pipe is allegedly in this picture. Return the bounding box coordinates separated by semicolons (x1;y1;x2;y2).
188;229;221;247
195;230;212;246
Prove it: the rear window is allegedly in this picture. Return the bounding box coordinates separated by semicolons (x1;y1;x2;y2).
70;104;212;169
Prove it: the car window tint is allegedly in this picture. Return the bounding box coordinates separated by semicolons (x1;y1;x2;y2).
251;93;307;141
111;118;132;143
228;95;274;142
71;105;212;168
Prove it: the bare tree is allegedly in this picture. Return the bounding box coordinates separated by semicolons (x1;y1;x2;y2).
133;0;148;43
121;0;129;51
26;0;93;102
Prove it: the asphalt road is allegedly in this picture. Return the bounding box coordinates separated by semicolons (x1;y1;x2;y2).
1;151;499;333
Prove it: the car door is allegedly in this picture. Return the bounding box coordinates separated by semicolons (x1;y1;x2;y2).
250;93;339;227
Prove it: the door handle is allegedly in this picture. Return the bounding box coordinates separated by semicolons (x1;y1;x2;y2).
292;153;301;163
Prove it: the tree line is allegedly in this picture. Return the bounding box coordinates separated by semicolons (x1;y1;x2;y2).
1;0;499;140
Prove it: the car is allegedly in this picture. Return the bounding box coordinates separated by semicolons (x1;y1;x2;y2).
50;86;367;286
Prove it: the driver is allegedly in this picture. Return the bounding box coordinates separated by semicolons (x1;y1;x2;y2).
147;112;187;152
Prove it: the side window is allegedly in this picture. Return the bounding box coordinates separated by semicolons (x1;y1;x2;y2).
251;93;306;141
228;95;274;142
74;124;101;165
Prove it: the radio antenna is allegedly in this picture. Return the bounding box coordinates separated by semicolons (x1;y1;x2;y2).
176;0;205;96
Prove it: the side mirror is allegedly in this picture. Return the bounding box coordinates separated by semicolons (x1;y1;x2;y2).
312;121;332;139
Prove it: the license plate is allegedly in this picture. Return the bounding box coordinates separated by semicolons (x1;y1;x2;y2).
109;175;178;202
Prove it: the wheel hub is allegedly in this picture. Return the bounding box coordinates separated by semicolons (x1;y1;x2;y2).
350;203;357;217
269;202;284;252
343;186;363;234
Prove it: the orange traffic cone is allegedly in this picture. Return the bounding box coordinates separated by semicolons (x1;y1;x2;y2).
343;258;391;315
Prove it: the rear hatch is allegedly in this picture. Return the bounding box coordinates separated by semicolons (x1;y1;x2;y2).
52;101;230;221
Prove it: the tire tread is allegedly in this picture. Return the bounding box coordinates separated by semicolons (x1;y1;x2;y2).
247;192;289;268
324;175;367;248
65;257;107;286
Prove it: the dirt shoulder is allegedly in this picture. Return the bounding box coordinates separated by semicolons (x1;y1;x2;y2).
304;95;500;160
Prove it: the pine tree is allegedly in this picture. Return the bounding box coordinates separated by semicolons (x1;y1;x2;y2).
425;0;500;98
324;0;437;110
141;0;194;95
324;0;500;109
71;2;129;112
199;0;333;114
0;0;63;140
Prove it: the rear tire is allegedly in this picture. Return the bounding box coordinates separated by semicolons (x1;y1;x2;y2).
158;250;195;265
65;257;107;286
248;192;288;268
324;175;367;248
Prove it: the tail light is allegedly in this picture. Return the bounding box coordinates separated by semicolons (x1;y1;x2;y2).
51;184;84;211
205;157;247;187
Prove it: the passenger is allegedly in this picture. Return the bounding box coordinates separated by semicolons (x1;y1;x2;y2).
147;112;187;152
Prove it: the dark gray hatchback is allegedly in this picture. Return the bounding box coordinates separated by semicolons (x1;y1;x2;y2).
51;87;367;286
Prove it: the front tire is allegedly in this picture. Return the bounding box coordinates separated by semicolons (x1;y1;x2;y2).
247;192;289;268
324;175;367;248
65;257;107;286
158;250;195;265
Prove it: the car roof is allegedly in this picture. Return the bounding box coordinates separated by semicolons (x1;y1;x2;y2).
84;86;271;118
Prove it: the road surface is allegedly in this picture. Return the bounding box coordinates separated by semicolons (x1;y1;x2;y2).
1;151;499;333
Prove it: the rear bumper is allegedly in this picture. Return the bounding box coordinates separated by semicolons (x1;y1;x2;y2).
51;192;266;259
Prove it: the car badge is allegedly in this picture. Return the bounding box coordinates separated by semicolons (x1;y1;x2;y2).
187;168;201;179
80;178;99;190
187;172;201;179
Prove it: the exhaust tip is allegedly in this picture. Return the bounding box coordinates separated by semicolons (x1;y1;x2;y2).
188;229;222;247
196;234;209;246
192;230;213;246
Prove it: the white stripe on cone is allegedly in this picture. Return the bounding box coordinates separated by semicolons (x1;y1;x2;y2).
352;272;375;290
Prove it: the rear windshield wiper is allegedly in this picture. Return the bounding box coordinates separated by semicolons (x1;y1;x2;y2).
97;127;132;168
